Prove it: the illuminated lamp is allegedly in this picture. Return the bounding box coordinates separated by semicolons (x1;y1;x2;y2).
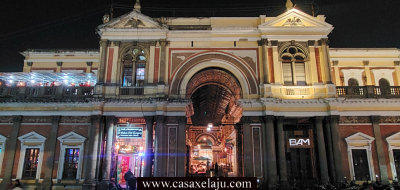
207;127;211;132
207;123;213;128
139;146;143;151
138;152;144;157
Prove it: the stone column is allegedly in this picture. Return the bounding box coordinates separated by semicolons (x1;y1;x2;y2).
321;38;332;83
259;39;269;84
276;116;288;189
234;123;243;177
98;40;109;84
265;115;277;189
176;117;187;177
242;118;253;177
330;115;344;183
315;116;329;184
154;116;165;177
324;117;336;183
144;116;154;177
159;40;168;84
83;115;101;190
371;116;389;183
101;116;115;182
42;116;61;188
0;116;22;190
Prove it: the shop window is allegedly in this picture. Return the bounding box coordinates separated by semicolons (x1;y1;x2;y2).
0;134;6;174
280;45;307;86
57;132;86;180
345;132;375;181
17;132;46;180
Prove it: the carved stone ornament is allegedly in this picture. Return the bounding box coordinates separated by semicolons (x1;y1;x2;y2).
339;116;371;124
380;116;400;123
283;16;305;26
22;116;53;123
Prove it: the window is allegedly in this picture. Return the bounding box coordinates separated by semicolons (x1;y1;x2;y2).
121;47;147;87
122;67;133;87
386;132;400;180
57;132;86;180
23;148;40;179
379;78;391;95
63;148;80;179
348;78;359;86
17;132;46;180
351;149;370;180
345;132;375;181
0;135;6;173
280;45;307;86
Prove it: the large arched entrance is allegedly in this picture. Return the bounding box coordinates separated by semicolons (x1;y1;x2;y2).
185;68;243;177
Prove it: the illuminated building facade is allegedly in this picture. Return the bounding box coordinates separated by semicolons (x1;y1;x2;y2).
1;1;400;189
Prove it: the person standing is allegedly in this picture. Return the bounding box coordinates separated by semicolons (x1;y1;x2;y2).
214;162;219;177
128;174;137;190
124;169;134;190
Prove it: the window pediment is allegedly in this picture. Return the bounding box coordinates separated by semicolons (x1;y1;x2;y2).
57;132;86;143
18;131;46;143
345;132;374;144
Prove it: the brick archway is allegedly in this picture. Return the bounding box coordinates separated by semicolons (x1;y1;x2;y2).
186;69;241;99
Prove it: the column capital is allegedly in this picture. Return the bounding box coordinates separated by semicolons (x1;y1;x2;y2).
56;61;63;66
144;116;154;124
99;40;109;47
395;61;400;66
12;116;22;123
329;115;340;121
262;115;275;122
52;116;61;124
91;115;102;124
321;38;329;45
112;41;121;46
315;116;324;122
371;115;380;124
106;116;117;125
159;40;169;46
257;38;268;46
27;61;33;66
276;116;284;122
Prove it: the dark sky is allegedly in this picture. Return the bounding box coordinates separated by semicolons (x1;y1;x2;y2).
1;0;399;72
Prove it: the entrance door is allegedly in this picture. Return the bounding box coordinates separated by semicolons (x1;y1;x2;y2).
352;149;370;180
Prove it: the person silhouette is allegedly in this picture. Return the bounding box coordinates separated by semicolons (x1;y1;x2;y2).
124;169;134;190
214;162;219;177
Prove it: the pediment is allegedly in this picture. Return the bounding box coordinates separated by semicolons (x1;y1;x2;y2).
387;132;400;143
345;132;374;143
259;8;333;35
18;131;46;143
98;10;163;29
58;132;86;143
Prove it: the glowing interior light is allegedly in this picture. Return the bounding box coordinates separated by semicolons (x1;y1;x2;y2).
203;137;206;141
30;80;35;83
139;146;143;151
208;123;213;128
9;80;13;83
138;152;144;157
224;148;227;152
207;127;211;132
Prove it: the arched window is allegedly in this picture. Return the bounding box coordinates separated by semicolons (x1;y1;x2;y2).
379;78;391;95
121;47;147;87
348;78;359;86
280;45;307;86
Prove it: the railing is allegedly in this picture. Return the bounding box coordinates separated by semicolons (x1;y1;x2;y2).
0;86;94;101
120;87;144;95
336;86;400;98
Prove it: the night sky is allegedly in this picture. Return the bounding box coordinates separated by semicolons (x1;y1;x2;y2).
1;0;399;72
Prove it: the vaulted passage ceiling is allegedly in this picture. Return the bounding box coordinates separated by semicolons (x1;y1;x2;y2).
191;84;234;126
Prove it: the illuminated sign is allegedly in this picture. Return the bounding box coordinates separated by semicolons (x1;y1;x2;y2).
288;138;312;148
116;127;143;139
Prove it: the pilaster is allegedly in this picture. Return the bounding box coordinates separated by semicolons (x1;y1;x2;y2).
264;115;277;189
315;116;329;184
0;116;22;190
42;116;61;189
276;116;288;189
329;115;344;183
371;115;389;183
144;116;154;177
